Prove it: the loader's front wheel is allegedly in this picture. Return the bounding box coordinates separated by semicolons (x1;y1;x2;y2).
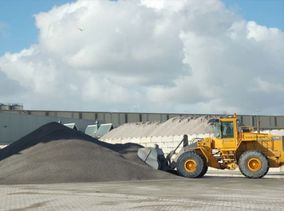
238;150;269;178
177;151;206;178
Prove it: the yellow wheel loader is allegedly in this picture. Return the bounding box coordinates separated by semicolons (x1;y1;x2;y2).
138;114;284;178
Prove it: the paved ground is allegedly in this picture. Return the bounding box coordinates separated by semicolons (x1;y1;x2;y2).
0;172;283;211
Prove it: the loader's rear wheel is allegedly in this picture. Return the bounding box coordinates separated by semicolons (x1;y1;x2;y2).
238;150;269;178
177;151;206;178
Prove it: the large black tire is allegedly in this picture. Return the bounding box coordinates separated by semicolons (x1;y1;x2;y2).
238;150;269;178
200;164;208;177
177;151;206;178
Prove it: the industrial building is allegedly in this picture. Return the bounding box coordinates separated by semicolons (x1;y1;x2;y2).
1;103;284;145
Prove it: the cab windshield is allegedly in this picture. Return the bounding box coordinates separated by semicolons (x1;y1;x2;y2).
221;121;234;138
211;121;234;138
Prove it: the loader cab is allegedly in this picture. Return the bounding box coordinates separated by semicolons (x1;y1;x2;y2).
209;114;238;149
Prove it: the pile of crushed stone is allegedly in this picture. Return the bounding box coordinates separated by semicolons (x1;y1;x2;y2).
102;116;214;139
0;122;175;184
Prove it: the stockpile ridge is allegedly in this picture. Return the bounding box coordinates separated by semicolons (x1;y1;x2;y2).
0;122;174;184
102;116;213;139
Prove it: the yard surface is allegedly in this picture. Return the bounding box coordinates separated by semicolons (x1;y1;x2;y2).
1;172;283;211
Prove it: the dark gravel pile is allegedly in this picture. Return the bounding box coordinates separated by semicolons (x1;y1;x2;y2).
0;123;174;184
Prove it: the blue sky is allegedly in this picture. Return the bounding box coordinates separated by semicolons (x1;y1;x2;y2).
0;0;75;55
223;0;284;30
0;0;283;55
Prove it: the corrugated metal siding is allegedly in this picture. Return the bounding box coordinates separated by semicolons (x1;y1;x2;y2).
3;110;284;129
0;112;94;145
2;110;284;145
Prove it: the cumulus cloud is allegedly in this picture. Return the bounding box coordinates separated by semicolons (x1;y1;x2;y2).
0;0;283;114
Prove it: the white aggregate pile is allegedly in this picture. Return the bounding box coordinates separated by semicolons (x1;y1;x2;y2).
102;116;213;139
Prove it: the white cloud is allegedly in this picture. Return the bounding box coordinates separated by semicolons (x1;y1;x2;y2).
247;21;283;41
252;78;284;93
0;46;57;94
0;0;284;114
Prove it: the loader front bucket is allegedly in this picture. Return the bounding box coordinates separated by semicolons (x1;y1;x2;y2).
137;145;169;170
137;147;159;169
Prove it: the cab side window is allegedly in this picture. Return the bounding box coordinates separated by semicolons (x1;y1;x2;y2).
221;122;234;138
